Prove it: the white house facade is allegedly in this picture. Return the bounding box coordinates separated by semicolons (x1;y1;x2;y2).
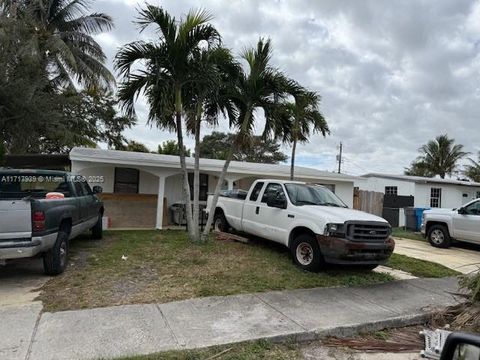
70;147;358;229
356;173;480;209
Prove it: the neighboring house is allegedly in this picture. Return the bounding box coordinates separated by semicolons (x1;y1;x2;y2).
356;173;480;209
70;147;358;229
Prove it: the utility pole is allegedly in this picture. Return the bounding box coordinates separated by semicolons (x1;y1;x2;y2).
337;142;343;174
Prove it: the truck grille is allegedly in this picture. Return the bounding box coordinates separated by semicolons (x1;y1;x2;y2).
346;221;391;242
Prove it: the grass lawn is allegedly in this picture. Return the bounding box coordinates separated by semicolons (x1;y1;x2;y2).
39;230;457;312
387;254;458;278
115;340;301;360
392;227;426;242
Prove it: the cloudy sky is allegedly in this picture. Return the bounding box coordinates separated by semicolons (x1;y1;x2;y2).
92;0;480;176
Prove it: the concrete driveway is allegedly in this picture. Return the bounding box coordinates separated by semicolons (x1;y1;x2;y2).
0;258;49;307
394;237;480;274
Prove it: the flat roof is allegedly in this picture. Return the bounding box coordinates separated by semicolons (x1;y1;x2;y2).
70;147;358;183
362;173;480;188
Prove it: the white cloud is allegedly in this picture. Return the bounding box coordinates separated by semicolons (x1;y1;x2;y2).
92;0;480;174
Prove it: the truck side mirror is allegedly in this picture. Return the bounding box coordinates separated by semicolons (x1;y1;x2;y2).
440;332;480;360
92;186;103;194
266;193;287;209
458;207;467;215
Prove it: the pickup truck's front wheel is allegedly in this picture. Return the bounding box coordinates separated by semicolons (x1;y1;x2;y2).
43;230;69;275
428;224;451;248
213;212;229;233
291;234;325;272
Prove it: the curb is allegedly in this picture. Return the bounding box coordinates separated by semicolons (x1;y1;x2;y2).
240;312;432;347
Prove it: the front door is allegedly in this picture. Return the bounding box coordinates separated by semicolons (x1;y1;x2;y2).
453;200;480;243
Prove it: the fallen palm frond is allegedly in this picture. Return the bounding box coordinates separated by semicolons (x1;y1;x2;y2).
431;271;480;333
322;326;424;353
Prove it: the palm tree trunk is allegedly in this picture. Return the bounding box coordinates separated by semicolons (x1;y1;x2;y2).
201;144;235;241
290;138;297;181
174;88;195;241
192;105;202;241
201;111;251;241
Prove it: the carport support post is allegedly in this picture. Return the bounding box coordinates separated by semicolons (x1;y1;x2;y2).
156;176;166;229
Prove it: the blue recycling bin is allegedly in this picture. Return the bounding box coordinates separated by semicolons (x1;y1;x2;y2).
414;208;430;231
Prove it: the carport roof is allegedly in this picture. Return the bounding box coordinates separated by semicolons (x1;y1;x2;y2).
70;147;358;183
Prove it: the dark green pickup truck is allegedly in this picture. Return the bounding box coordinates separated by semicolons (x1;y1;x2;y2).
0;169;104;275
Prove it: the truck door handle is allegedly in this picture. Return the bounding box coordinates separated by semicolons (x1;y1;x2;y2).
255;206;260;215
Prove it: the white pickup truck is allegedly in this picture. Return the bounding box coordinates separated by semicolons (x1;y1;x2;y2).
421;198;480;248
207;179;395;271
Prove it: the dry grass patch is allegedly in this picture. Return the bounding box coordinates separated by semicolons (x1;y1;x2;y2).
39;230;393;311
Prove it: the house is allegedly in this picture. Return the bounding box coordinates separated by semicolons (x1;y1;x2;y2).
70;147;358;229
356;173;480;209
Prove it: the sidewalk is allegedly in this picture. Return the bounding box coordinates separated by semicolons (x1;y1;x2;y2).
394;237;480;274
1;277;459;360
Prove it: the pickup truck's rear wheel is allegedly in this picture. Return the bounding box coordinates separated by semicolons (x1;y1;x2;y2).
91;213;103;239
428;224;451;248
43;230;69;275
291;234;325;272
213;212;229;232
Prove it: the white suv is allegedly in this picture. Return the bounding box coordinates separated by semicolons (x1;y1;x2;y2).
421;198;480;248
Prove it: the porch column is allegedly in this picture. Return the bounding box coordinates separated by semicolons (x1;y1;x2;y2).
156;176;166;229
227;179;234;190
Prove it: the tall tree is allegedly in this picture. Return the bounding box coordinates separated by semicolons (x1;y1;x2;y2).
276;91;329;180
115;5;221;242
199;132;287;164
202;38;296;240
465;152;480;182
158;140;191;156
404;159;435;177
183;47;240;239
1;0;115;89
123;140;150;153
415;135;468;179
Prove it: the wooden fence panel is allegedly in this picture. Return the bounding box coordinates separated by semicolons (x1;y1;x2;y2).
353;189;384;217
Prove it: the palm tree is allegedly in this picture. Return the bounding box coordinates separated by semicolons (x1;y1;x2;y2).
418;135;468;179
2;0;115;89
184;47;240;240
201;38;295;240
276;91;329;180
115;5;221;242
465;152;480;182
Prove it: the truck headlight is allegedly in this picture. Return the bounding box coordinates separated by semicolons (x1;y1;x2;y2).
324;223;346;237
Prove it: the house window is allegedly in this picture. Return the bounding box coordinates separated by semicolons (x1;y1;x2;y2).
477;191;480;199
188;173;209;201
430;188;442;208
385;186;398;195
114;168;139;193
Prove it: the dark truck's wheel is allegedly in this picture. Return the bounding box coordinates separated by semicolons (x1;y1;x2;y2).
43;229;69;275
291;234;325;272
428;224;451;248
91;213;103;239
213;211;229;232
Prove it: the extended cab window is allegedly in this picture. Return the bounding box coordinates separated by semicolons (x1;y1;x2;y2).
261;183;285;203
249;182;264;201
464;201;480;215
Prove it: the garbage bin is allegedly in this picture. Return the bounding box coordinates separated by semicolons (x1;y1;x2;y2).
414;208;430;232
170;203;186;225
404;207;417;231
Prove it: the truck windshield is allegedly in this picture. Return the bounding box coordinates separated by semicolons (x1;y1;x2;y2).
284;183;347;208
0;173;69;199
